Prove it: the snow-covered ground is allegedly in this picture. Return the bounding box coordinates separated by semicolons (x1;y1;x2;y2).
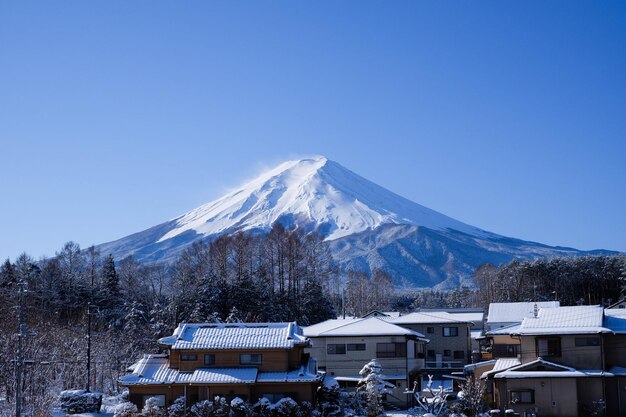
386;411;413;417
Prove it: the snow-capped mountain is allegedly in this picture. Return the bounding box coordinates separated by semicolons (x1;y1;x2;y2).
97;156;613;288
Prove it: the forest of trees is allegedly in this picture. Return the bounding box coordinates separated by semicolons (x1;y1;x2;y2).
0;225;339;415
0;222;624;415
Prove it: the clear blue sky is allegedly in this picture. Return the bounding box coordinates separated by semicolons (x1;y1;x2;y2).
1;1;625;261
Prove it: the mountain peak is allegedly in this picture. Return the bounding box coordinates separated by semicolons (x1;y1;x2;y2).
97;157;613;287
155;157;488;244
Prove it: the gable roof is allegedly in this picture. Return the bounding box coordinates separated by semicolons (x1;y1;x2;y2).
494;357;609;379
607;299;626;309
303;317;427;340
485;323;521;336
389;311;472;325
480;358;521;379
515;305;609;335
120;354;318;386
487;301;560;326
158;322;309;350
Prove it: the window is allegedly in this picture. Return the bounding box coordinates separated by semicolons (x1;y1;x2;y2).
327;344;346;355
492;344;520;358
575;337;600;347
443;327;458;337
204;354;215;365
536;337;561;357
347;343;366;351
443;350;451;357
240;354;262;365
427;349;435;358
454;350;465;359
427;327;434;334
510;390;534;404
376;343;407;358
180;354;197;361
142;395;165;407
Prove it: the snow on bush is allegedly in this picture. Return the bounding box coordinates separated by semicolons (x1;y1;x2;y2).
141;397;165;417
59;389;103;414
230;397;252;417
252;398;273;417
212;396;231;417
167;396;187;417
272;397;300;417
191;399;215;417
357;360;391;417
114;401;139;417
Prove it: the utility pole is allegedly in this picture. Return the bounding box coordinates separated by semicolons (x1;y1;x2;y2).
86;302;92;392
15;280;27;417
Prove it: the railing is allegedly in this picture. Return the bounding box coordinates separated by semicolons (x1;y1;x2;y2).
424;360;464;369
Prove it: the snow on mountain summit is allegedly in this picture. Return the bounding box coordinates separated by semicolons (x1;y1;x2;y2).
156;156;489;243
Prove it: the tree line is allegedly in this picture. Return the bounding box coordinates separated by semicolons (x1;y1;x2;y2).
471;255;626;308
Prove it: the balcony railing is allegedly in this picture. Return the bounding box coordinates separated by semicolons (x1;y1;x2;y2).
424;360;464;369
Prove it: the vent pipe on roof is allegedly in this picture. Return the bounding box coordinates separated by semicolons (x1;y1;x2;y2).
533;303;538;318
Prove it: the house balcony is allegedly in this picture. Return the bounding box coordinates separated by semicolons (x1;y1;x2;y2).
407;357;426;372
424;360;464;369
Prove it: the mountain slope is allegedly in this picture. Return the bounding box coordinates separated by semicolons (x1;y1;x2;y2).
97;156;615;288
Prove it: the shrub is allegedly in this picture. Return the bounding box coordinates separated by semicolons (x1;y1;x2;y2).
141;397;165;417
273;397;300;417
114;402;139;417
191;399;214;417
59;390;102;414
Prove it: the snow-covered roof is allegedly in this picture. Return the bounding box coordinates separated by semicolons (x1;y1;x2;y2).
464;359;496;373
303;317;427;340
177;368;258;384
158;322;309;350
120;354;319;386
487;302;560;326
480;358;521;379
485;323;521;336
254;367;319;383
516;305;609;335
447;312;484;324
304;318;360;335
470;329;483;340
120;354;178;385
493;358;610;379
603;308;626;333
608;366;626;376
389;311;472;325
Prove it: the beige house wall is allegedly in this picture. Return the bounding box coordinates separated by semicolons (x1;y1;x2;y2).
496;378;579;417
519;335;602;369
400;323;471;366
307;335;425;408
307;335;424;377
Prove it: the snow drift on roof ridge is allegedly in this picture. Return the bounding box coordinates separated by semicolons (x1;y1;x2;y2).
156;156;492;243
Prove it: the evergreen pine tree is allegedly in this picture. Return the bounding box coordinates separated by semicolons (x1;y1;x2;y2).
0;258;16;288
